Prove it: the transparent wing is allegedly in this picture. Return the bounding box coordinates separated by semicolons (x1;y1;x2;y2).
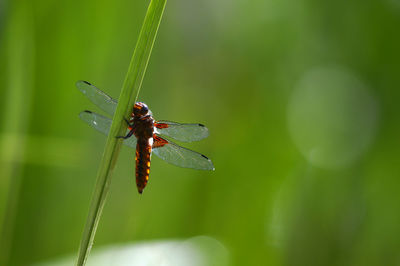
79;110;137;148
76;80;117;116
152;135;214;170
154;120;209;142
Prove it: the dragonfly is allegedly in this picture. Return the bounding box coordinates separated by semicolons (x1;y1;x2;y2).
77;80;214;194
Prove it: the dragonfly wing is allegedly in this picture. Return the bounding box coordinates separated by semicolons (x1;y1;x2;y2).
152;135;214;170
76;80;117;116
79;110;137;149
154;120;209;142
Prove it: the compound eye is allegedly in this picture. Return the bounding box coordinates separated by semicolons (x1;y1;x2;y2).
142;105;148;113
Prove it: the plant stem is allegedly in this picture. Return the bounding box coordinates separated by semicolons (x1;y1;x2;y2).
75;1;167;265
0;2;34;265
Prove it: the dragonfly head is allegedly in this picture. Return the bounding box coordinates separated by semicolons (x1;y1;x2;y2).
133;102;150;116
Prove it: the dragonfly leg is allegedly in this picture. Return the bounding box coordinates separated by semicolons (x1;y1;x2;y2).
116;129;134;139
123;117;133;126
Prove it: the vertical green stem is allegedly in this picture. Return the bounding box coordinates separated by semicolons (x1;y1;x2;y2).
0;1;34;265
75;0;167;265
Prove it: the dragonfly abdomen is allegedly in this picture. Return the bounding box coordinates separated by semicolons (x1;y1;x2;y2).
135;137;153;194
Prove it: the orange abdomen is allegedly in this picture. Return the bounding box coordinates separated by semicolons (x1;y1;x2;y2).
135;138;152;194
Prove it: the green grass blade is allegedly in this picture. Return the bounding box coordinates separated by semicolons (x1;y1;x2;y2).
0;2;35;265
75;0;167;265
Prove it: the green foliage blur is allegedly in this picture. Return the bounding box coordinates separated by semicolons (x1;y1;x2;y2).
1;0;400;265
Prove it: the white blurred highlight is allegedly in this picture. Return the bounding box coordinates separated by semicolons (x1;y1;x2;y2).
35;236;228;266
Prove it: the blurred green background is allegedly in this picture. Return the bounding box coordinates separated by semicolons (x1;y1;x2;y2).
1;0;400;265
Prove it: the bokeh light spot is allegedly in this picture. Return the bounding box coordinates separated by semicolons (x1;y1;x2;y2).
287;67;379;169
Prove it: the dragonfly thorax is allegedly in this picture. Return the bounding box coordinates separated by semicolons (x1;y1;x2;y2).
132;107;154;140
